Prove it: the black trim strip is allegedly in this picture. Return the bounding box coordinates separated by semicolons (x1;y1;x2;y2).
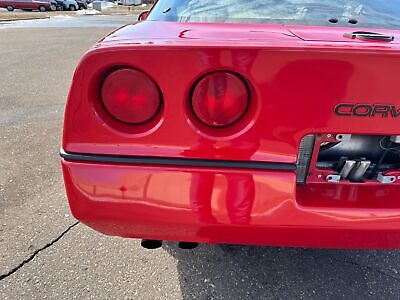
60;149;296;171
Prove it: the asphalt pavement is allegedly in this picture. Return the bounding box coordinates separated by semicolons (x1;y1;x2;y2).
1;15;400;300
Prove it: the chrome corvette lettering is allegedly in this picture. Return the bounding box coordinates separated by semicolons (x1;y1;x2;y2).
335;104;400;118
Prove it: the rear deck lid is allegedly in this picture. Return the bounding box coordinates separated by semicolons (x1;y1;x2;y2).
146;0;400;45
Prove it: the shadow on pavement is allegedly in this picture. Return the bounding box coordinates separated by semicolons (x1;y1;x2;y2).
163;243;400;299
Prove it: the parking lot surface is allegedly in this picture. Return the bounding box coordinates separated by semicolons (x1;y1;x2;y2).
1;15;400;299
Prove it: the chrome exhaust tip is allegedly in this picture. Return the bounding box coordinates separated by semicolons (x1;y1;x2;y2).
178;242;199;250
141;240;162;249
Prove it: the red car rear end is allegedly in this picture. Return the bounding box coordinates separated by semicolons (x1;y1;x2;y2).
61;0;400;249
0;0;53;11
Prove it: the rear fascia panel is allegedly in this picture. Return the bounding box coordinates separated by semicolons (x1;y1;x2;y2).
62;160;400;248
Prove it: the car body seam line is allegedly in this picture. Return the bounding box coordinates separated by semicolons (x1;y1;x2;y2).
60;149;297;171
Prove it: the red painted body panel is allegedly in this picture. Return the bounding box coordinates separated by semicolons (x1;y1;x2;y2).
62;21;400;248
62;160;400;248
64;22;400;162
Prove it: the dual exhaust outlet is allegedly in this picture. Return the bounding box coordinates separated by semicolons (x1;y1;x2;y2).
140;240;199;250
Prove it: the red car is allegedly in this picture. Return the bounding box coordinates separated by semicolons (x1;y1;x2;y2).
61;0;400;249
0;0;54;11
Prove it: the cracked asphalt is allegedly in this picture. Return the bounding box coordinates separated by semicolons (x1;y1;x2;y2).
1;15;400;300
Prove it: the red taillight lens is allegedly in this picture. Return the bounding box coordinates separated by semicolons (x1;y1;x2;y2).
101;68;161;124
191;71;249;127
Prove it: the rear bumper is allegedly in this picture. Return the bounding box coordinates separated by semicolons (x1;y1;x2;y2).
61;154;400;249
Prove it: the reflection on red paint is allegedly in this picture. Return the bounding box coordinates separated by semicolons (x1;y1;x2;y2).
190;172;255;225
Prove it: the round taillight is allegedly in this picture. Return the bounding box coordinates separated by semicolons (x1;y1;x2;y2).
191;71;249;127
101;68;161;124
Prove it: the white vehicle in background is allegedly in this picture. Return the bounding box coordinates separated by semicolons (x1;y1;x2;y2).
58;0;78;10
117;0;141;5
